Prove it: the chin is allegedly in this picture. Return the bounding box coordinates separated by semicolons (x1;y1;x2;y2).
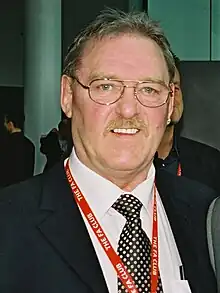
106;155;145;172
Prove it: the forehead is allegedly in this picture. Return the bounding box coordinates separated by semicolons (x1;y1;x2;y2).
79;34;169;82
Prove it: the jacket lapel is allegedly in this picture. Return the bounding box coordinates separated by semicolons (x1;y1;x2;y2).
37;163;108;293
156;170;195;283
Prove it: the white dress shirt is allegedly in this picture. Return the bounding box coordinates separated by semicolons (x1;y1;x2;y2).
67;149;191;293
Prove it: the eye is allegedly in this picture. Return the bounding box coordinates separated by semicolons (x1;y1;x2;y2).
140;86;159;95
98;83;114;91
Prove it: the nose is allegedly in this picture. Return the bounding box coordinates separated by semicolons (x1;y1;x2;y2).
115;86;139;118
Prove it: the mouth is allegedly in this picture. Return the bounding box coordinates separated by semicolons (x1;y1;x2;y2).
111;128;140;134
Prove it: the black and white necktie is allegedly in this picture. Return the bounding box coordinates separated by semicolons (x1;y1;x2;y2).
112;194;163;293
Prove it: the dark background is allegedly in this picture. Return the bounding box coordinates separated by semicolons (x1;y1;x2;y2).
180;61;220;150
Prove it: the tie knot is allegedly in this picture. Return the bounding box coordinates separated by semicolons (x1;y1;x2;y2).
112;194;143;220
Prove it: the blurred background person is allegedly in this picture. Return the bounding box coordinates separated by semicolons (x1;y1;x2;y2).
57;117;73;158
155;55;220;192
40;127;62;172
0;111;35;188
40;118;72;171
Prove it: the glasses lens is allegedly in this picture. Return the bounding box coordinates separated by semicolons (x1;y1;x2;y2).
136;82;169;107
90;80;122;105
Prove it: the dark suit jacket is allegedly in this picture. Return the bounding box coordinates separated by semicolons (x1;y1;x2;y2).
155;135;220;193
0;163;218;293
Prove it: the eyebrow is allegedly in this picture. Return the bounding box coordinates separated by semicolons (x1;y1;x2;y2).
88;72;118;81
88;72;168;85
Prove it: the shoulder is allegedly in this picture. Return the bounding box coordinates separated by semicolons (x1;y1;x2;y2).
0;162;68;216
0;174;43;213
179;136;220;158
157;169;219;207
0;175;44;248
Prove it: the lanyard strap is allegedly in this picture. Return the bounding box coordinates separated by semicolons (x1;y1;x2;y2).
151;185;159;293
65;159;159;293
177;162;182;177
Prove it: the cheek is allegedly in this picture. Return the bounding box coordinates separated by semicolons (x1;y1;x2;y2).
147;108;168;131
72;99;110;137
84;105;109;131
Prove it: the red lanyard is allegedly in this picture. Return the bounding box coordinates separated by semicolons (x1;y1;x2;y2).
177;162;182;177
65;159;159;293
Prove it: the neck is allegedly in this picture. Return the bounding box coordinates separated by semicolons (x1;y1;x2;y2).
157;125;174;159
103;163;152;192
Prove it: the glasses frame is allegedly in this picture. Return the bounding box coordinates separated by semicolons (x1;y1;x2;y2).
72;76;173;108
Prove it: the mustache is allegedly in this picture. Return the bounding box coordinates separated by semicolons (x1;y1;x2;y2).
105;117;148;132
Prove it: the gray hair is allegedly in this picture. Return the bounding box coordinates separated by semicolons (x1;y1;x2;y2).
63;8;175;81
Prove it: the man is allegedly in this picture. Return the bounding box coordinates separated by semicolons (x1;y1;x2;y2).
0;9;217;293
57;118;73;158
40;127;63;171
0;112;35;187
156;55;220;192
40;118;72;171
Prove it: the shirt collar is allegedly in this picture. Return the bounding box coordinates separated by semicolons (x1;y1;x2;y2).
68;148;155;219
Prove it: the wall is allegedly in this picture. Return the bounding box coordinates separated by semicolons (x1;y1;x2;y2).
62;0;129;60
146;0;220;150
0;0;24;144
0;0;24;86
147;0;220;61
212;0;220;59
0;0;128;86
180;61;220;150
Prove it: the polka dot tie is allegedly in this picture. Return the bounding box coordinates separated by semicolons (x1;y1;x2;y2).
112;194;163;293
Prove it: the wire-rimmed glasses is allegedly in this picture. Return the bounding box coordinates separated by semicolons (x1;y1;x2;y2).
72;77;172;108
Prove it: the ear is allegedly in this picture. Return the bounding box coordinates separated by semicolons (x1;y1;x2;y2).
167;83;175;120
60;75;73;118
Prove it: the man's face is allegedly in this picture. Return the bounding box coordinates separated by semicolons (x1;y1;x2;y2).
170;67;183;124
61;35;173;177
